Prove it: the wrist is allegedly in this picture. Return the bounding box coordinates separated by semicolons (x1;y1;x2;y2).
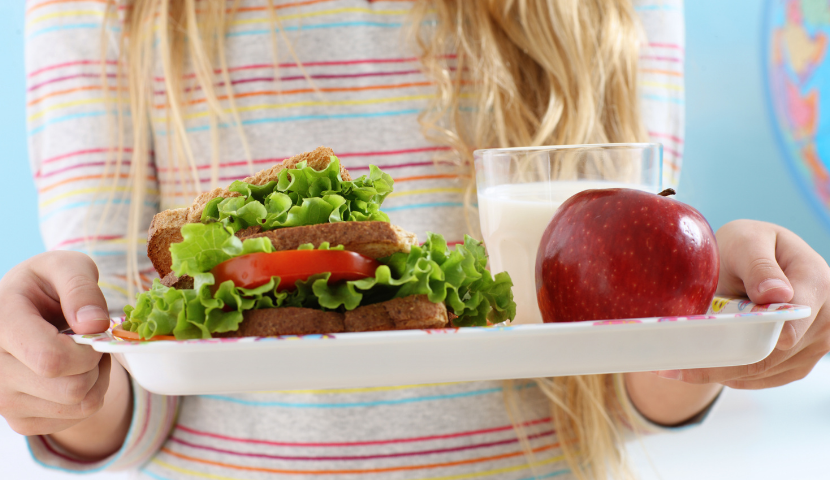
624;371;722;426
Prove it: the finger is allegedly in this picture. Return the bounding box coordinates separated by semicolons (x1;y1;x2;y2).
28;251;111;335
0;351;100;405
0;297;103;378
657;348;790;384
772;229;830;350
722;363;815;390
716;221;794;305
727;333;829;382
0;356;109;420
5;416;82;437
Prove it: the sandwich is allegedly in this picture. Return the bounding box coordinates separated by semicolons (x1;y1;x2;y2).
121;146;516;340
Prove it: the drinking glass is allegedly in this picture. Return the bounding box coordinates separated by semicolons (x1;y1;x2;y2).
474;143;662;324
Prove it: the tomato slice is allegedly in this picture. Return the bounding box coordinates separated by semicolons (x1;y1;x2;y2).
112;327;176;342
211;250;381;291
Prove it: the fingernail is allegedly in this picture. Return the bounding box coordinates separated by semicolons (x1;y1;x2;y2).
76;305;109;323
758;278;790;294
656;370;681;380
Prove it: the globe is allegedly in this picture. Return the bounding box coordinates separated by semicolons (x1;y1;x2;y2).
765;0;830;227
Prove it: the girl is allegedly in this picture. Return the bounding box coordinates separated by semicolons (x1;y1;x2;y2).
3;1;828;479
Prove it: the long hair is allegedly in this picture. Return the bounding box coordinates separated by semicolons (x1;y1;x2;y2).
103;1;647;478
409;4;646;477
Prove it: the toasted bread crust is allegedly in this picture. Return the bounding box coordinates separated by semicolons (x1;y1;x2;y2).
245;221;417;260
380;295;448;330
229;308;346;337
156;221;417;285
344;303;393;332
216;295;448;337
242;146;350;186
160;271;194;290
345;295;448;332
148;146;350;277
148;208;188;278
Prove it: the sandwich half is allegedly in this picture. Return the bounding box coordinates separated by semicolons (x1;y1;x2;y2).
122;146;516;340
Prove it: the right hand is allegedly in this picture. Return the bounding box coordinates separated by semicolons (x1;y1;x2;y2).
0;251;112;436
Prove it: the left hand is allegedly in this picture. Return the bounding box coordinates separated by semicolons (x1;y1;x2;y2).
657;219;830;389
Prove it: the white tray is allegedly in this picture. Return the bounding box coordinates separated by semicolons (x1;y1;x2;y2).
70;297;809;395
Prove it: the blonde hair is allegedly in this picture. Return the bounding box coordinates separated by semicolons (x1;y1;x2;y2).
103;0;646;478
407;4;648;477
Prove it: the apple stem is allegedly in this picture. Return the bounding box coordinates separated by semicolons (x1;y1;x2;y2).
658;188;676;197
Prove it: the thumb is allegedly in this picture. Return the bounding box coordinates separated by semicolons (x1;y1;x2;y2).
31;251;111;335
721;226;794;306
747;265;793;305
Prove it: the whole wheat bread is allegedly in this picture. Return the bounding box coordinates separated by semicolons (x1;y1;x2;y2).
216;295;448;337
147;146;414;278
159;221;417;287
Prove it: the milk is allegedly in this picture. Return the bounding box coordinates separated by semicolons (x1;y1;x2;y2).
478;181;655;324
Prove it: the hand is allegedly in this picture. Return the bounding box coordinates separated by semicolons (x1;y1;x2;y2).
657;220;830;389
0;251;113;436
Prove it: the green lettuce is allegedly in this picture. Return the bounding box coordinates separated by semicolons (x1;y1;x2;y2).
169;222;274;278
124;233;517;339
122;279;246;340
201;156;393;234
124;242;346;340
301;233;517;326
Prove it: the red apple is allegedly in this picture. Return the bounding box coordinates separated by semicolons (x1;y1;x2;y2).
535;188;719;322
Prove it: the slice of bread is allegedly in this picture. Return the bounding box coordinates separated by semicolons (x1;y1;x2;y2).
245;221;417;260
158;221;417;287
216;294;448;337
228;308;346;337
345;295;449;332
147;146;392;278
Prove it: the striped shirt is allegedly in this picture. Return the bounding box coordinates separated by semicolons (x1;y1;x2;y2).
25;0;687;478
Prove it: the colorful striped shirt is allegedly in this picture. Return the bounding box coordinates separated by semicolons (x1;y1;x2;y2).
24;0;688;478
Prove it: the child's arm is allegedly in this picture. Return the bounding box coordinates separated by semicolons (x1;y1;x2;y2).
623;372;721;426
0;252;179;471
48;358;133;460
623;220;830;425
659;221;830;389
0;252;133;456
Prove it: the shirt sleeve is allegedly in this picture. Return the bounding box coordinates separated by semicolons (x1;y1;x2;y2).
24;0;175;471
632;0;686;189
25;0;159;314
27;380;180;472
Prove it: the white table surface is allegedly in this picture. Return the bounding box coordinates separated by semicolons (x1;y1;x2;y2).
2;358;829;479
628;356;830;479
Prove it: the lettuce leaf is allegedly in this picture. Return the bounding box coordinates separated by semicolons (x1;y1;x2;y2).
302;233;517;326
169;222;275;278
125;233;517;339
125;243;340;340
201;156;393;234
170;157;392;279
122;279;246;340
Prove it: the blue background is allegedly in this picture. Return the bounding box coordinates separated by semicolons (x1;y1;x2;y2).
676;0;830;259
2;0;829;277
1;0;44;275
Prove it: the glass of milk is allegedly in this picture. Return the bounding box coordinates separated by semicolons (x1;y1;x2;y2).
474;144;662;324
